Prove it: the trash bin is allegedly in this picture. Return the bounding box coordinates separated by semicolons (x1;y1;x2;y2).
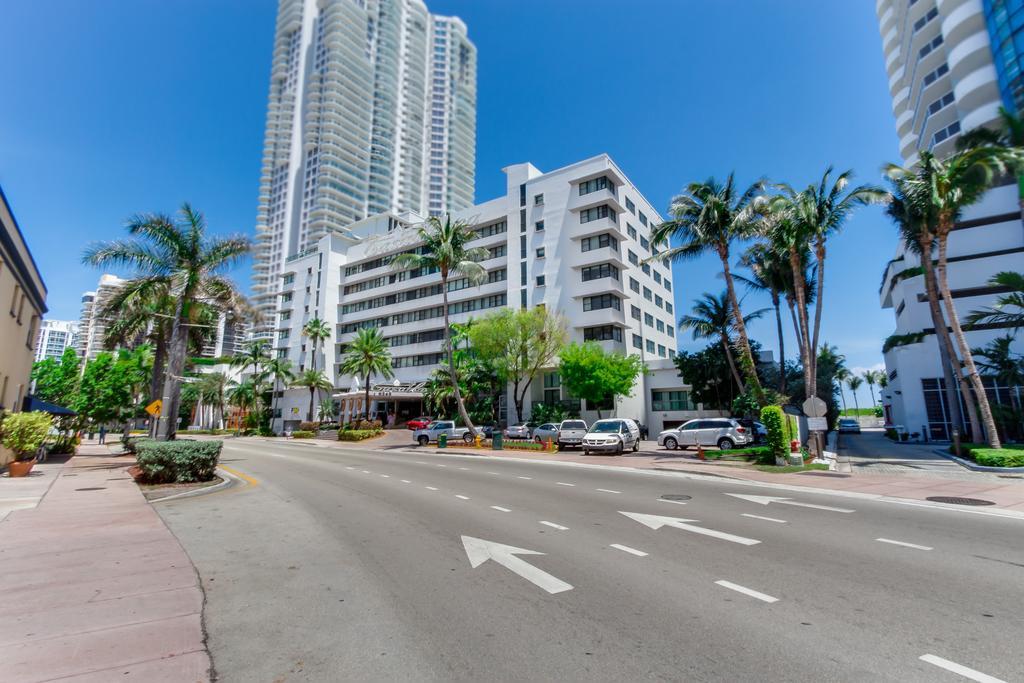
492;431;503;450
438;433;447;449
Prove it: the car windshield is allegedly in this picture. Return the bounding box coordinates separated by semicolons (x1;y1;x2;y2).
562;421;586;429
590;421;621;433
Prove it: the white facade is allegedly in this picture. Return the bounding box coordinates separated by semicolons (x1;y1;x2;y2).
76;274;126;360
271;154;709;432
34;319;79;363
876;0;1024;439
250;0;477;334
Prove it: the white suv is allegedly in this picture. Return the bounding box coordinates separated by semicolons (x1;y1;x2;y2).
657;418;753;451
583;418;641;455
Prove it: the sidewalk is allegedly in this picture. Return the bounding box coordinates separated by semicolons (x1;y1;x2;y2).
0;443;210;683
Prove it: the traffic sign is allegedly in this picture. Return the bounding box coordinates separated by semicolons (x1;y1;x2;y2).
802;396;827;417
145;399;162;416
806;416;829;432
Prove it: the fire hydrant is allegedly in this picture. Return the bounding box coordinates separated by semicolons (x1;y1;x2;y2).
696;443;706;460
475;433;483;449
547;438;554;452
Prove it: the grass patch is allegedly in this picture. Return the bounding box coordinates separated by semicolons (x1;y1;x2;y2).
754;463;829;473
950;443;1024;468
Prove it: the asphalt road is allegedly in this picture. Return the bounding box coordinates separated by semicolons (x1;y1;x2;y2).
157;439;1024;682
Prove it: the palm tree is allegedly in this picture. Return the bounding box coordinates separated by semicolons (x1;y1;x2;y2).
847;375;863;415
887;147;1023;448
318;397;336;424
737;243;792;393
227;378;258;433
302;317;331;372
957;105;1024;223
678;291;768;394
83;204;250;440
292;370;333;423
972;336;1024;388
196;372;229;429
834;367;850;415
390;215;487;434
862;370;880;411
263;357;295;433
652;175;766;404
338;327;394;421
968;272;1024;331
231;339;270;383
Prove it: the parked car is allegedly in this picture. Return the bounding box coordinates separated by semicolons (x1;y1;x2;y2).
532;423;560;444
476;425;497;438
636;422;649;440
753;421;768;442
556;419;588;450
406;416;433;430
413;421;474;446
583;418;641;455
838;418;861;434
504;422;536;440
657;418;753;451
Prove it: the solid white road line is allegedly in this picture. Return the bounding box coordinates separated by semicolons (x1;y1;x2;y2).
490;505;511;512
425;486;439;491
455;494;470;500
540;521;568;530
610;544;648;557
715;580;778;603
556;482;575;487
876;538;933;551
517;476;532;480
742;513;787;524
400;480;411;484
596;488;621;494
919;654;1006;683
658;498;688;506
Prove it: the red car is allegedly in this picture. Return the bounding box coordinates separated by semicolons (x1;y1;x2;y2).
406;416;434;430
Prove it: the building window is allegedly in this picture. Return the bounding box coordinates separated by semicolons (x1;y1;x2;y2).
667;325;674;338
642;263;651;276
543;371;561;404
629;277;640;293
581;263;619;281
282;292;293;303
656;319;665;333
534;193;544;206
664;279;672;292
640;236;650;251
625;197;635;214
628;251;638;265
535;220;545;231
580;205;615;224
646;339;655;353
927;91;955;116
658;344;667;357
581;233;618;252
9;285;19;317
632;334;643;349
579;176;613;195
639;211;647;227
644;313;654;327
912;6;938;33
630;305;641;320
655;294;663;308
583;325;623;342
279;329;290;340
536;247;546;258
536;275;546;287
643;287;652;301
627;224;637;240
283;274;295;285
653;271;662;284
583;294;621;312
651;390;691;411
918;34;943;60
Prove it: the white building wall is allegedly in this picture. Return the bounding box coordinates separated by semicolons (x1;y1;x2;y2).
34;320;79;363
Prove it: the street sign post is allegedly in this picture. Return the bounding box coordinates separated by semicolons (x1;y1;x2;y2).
145;399;162;417
801;396;828;461
802;397;827;418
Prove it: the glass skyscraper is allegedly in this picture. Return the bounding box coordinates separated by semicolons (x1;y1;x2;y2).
983;0;1024;112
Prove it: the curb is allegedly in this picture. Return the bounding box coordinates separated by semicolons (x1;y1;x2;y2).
147;471;235;503
931;448;1024;473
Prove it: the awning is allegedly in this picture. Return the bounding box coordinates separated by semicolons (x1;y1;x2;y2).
334;381;426;401
22;394;77;416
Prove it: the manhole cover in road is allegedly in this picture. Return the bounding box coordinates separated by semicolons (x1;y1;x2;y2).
74;487;107;492
661;494;692;501
926;496;995;506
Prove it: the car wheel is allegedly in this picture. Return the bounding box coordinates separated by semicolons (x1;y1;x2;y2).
535;436;543;444
633;439;640;452
584;449;590;455
615;440;624;455
417;435;429;447
463;432;474;443
717;438;734;451
664;437;677;450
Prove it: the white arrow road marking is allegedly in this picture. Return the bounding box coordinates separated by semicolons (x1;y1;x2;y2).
876;538;932;551
715;580;778;603
658;498;688;506
920;655;1006;683
455;494;470;500
597;488;621;494
610;544;648;557
619;511;761;546
726;493;854;513
461;535;573;594
742;513;787;524
490;505;511;512
540;521;568;530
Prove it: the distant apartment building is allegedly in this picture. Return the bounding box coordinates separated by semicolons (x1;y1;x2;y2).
876;0;1024;439
0;185;47;416
34;320;78;362
271;154;711;433
77;274;126;360
249;0;477;335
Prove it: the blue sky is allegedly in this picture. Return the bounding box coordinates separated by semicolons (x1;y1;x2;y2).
0;0;897;409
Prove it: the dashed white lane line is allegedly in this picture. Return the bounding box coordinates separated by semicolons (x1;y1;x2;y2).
658;498;687;506
361;470;371;474
425;486;439;491
714;580;778;603
919;654;1006;683
487;471;501;475
458;467;469;470
610;544;648;557
400;480;411;484
490;505;511;512
517;476;532;480
540;521;568;530
455;494;470;500
415;461;427;465
556;482;575;487
877;538;933;551
379;474;390;478
596;488;621;494
742;513;787;524
345;466;355;470
436;464;447;467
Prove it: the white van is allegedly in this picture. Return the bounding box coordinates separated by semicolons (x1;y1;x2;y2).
583;418;641;455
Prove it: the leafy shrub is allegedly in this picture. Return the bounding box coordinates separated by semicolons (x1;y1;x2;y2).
760;405;786;463
1;411;53;461
532;402;570;424
256;426;275;437
953;443;1024;468
299;421;318;432
291;430;315;439
884;428;899;441
135;439;222;483
337;428;383;441
899;432;909;442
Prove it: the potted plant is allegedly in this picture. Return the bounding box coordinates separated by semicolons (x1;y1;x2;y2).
2;411;52;477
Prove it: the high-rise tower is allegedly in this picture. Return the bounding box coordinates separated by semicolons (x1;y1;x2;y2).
250;0;477;333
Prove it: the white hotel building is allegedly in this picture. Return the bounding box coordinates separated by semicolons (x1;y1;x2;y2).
33;320;79;363
272;155;710;433
876;0;1024;440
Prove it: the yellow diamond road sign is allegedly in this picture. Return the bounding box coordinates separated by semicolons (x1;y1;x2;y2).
145;399;162;416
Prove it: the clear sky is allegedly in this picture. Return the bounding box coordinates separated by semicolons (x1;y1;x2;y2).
0;0;897;410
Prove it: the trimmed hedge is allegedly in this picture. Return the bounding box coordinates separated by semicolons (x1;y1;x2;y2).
760;405;787;463
291;430;315;439
135;439;222;483
951;443;1024;468
338;428;383;441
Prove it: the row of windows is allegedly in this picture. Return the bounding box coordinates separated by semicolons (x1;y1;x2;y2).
583;325;622;342
631;334;672;358
391;352;446;368
578;176;614;196
629;305;675;337
912;6;939;34
581;233;617;252
340;269;506;314
580;205;615;224
581;263;618;282
342;244;503;295
583;293;621;312
338;293;507;333
651;390;691;411
340;220;503;279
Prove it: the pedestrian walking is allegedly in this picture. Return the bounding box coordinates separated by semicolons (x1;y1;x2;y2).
98;425;106;445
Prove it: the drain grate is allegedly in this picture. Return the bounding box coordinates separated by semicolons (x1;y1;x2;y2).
74;487;107;492
661;494;692;501
926;496;995;506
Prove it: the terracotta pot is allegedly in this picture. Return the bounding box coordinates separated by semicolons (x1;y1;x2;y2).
8;458;37;478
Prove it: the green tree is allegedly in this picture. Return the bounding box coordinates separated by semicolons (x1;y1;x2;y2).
83;204;250;440
318;397;336;424
558;342;644;419
834;367;850;414
302;317;331;372
195;371;229;429
292;370;333;423
862;370;881;411
338;327;394;420
678;290;767;395
74;353;132;425
391;215;488;434
968;272;1024;331
737;243;793;393
231;339;270;383
227;378;258;432
465;308;567;423
957;105;1024;223
846;375;863;415
263;357;295;433
30;347;81;406
651;175;766;404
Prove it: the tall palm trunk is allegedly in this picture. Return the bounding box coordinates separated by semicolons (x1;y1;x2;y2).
364;371;371;420
157;297;189;440
149;329;167;438
719;250;764;404
786;294;803;360
307;387;315;423
867;381;877;410
271;380;279;433
810;240;827;386
771;288;786;394
838;384;848;414
852;389;860;414
720;336;745;393
936;224;1001;447
919;239;976;440
441;270;476;434
788;247;814;400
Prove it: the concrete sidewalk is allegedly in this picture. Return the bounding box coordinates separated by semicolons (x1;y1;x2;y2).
0;444;210;682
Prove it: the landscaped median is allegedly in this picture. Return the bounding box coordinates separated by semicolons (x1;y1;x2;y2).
122;437;225;498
